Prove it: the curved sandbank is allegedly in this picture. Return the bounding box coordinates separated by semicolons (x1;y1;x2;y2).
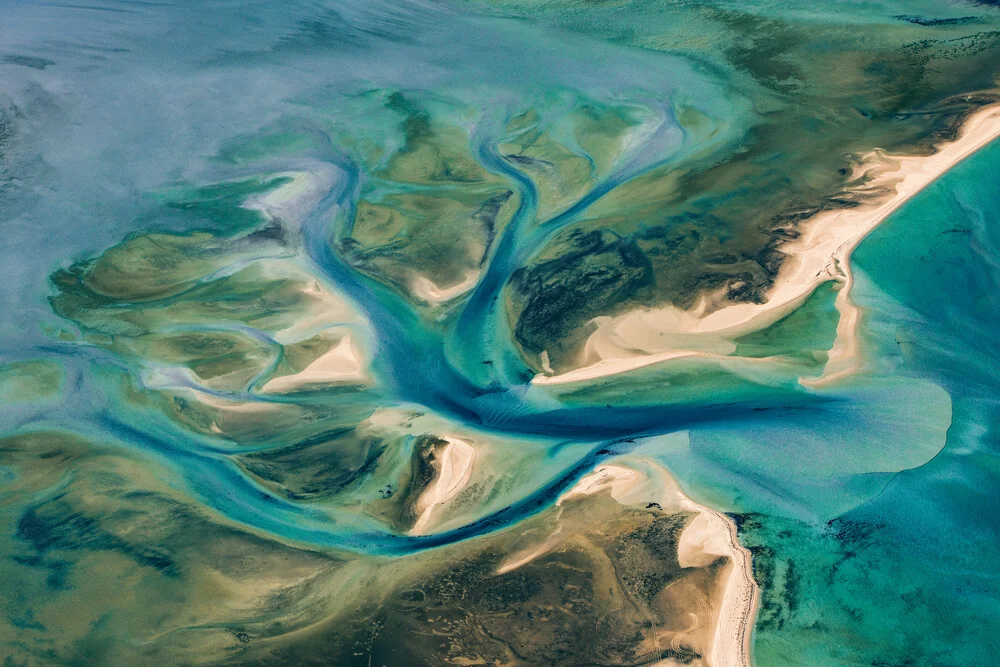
676;502;759;667
409;436;477;535
533;102;1000;386
260;333;367;393
497;459;759;667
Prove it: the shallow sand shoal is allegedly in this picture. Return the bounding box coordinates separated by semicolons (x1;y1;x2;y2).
410;270;480;304
674;496;759;667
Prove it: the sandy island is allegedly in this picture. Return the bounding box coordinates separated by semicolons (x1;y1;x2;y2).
496;460;759;667
410;436;477;535
533;101;1000;386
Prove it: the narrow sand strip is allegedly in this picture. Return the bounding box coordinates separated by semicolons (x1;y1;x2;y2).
533;350;701;386
675;499;759;667
533;102;1000;386
799;103;1000;385
410;436;476;535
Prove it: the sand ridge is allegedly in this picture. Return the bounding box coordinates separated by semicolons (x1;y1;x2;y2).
260;333;367;394
410;270;481;304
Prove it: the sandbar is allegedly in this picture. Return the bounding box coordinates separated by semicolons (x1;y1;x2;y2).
410;436;476;535
410;270;480;304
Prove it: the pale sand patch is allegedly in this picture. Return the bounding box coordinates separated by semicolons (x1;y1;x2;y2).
498;463;681;574
798;102;1000;385
642;463;758;667
244;169;335;225
187;389;278;415
533;347;796;386
496;464;655;575
143;367;276;415
410;436;477;535
260;333;366;393
533;102;1000;387
533;350;702;385
674;497;759;667
243;259;363;345
410;269;480;304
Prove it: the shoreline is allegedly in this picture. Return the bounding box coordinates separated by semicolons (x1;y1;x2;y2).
496;460;759;667
260;333;366;393
800;100;1000;386
681;505;759;667
668;467;759;667
532;101;1000;387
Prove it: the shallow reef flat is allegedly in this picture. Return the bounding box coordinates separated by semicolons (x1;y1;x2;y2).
3;0;1000;665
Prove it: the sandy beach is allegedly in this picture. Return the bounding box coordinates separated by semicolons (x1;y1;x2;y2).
534;102;1000;386
410;436;476;535
674;497;759;667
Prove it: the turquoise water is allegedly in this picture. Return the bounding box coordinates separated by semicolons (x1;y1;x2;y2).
2;0;1000;664
663;139;1000;665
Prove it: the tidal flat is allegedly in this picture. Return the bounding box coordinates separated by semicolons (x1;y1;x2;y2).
2;1;1000;665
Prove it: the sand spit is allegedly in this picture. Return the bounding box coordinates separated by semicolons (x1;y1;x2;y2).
497;460;758;667
798;102;1000;386
410;436;476;535
533;102;1000;386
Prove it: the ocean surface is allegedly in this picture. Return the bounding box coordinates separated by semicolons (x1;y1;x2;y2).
1;1;999;664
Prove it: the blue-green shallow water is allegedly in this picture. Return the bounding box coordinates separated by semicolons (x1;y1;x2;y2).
708;140;1000;665
2;0;1000;664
